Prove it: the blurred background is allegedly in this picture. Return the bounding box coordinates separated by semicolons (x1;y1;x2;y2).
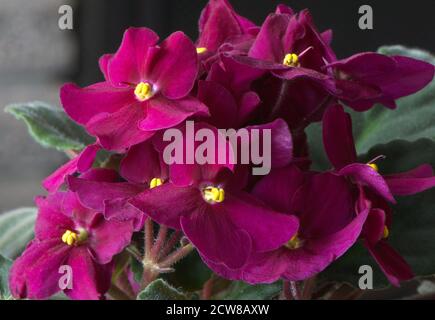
1;0;434;212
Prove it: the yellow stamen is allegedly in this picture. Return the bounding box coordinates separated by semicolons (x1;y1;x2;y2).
285;233;302;250
367;163;379;172
196;47;207;54
283;53;299;67
203;186;225;203
383;226;389;239
134;82;153;102
61;229;88;246
150;177;163;189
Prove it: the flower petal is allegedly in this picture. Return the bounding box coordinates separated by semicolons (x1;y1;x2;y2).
147;32;198;99
365;240;414;287
87;214;135;264
68;176;144;212
99;54;113;81
252;165;306;213
246;118;293;168
87;103;154;152
322;104;357;169
34;193;74;240
181;204;252;269
223;192;299;252
198;0;256;51
60;82;135;125
129;183;200;230
291;172;356;238
42;144;99;193
138;96;209;131
339;163;396;203
120;141;165;184
107;27;159;86
384;165;435;196
9;239;70;299
197;80;238;128
65;247;113;300
249;13;291;63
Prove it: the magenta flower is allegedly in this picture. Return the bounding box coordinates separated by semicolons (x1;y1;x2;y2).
196;0;258;72
61;27;209;151
322;104;435;285
197;0;257;53
231;9;337;88
9;191;135;300
223;9;339;131
130;177;299;270
67;144;166;230
203;166;369;283
322;104;435;202
127;122;298;269
42;144;100;192
328;53;435;111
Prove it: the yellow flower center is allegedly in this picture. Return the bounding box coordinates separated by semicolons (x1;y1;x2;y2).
202;186;225;203
285;233;302;250
283;53;300;67
196;47;207;54
383;226;389;239
61;229;88;246
367;163;379;172
134;82;153;102
150;177;163;189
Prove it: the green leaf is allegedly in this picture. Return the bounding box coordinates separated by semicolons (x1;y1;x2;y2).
0;207;37;259
5;101;94;151
0;254;13;300
216;281;281;300
137;279;187;300
352;46;435;154
130;256;143;284
322;139;435;288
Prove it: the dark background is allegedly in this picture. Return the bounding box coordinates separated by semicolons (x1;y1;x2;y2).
75;0;435;85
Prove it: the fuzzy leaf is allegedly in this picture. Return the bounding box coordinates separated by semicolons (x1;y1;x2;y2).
0;207;37;259
216;281;281;300
137;279;187;300
0;254;13;300
5;101;94;151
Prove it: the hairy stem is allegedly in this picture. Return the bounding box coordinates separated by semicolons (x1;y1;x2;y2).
158;230;182;261
201;276;214;300
159;243;194;269
143;219;154;262
150;225;168;261
302;277;316;300
289;281;302;300
108;284;133;300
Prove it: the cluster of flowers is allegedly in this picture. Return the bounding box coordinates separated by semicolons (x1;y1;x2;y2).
9;0;435;299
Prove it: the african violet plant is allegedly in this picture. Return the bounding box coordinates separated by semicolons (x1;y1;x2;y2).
1;0;435;300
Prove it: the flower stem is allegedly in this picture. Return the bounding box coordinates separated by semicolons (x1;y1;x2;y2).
268;80;291;121
289;281;302;300
302;277;316;300
150;225;168;261
158;230;182;261
201;276;214;300
159;243;194;269
108;284;133;300
281;281;302;300
144;218;154;261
